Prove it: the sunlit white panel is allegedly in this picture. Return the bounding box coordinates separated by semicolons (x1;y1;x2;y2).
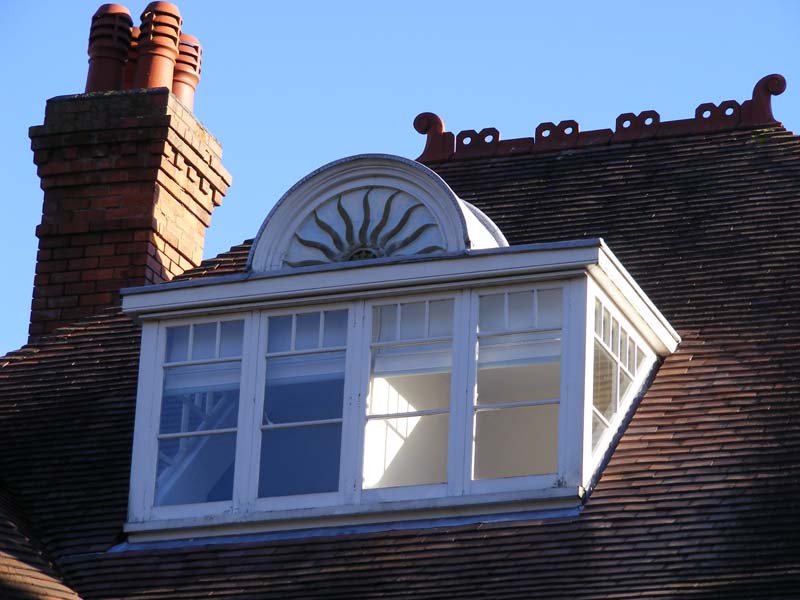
368;371;450;415
476;361;560;406
363;414;448;488
473;404;558;479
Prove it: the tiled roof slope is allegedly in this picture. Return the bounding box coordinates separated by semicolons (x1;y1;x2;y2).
1;123;800;598
0;486;81;600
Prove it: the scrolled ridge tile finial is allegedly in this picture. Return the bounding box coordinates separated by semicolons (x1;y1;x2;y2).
414;112;454;162
741;73;786;125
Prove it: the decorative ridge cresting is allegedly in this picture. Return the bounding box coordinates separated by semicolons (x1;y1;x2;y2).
415;74;787;163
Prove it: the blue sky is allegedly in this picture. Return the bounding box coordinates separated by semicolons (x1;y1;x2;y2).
1;0;799;353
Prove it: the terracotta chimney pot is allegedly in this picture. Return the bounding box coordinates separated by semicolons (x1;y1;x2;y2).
85;4;133;92
133;1;182;89
172;33;202;110
122;26;141;90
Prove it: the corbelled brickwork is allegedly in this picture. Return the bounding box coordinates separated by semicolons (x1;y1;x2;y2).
28;88;231;342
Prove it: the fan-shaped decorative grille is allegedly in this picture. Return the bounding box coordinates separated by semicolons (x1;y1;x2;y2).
283;187;445;267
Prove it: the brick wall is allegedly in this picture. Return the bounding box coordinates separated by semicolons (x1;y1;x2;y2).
28;88;231;341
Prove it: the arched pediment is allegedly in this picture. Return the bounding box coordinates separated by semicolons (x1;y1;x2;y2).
247;154;506;272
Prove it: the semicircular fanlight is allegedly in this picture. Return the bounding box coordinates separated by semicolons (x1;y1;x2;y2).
283;187;445;268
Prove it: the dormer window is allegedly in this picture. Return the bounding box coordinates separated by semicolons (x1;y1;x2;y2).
123;155;678;538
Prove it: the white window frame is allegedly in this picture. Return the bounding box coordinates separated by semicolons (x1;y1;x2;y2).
464;281;578;496
125;241;680;536
586;279;658;469
359;290;462;503
250;302;358;513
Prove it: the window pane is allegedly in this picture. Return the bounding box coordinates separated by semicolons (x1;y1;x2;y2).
479;293;504;331
259;423;341;497
628;341;637;374
369;371;450;415
323;310;348;347
620;330;629;370
538;288;563;329
593;340;617;420
508;291;534;330
267;315;292;353
474;404;558;479
264;352;345;424
363;414;448;489
399;302;426;340
428;299;454;337
620;369;633;402
611;318;620;358
161;362;240;434
155;432;236;505
165;325;189;363
219;320;244;358
295;312;320;350
374;304;397;342
594;299;602;336
192;323;217;360
592;412;608;451
636;347;646;372
477;361;560;406
602;308;611;346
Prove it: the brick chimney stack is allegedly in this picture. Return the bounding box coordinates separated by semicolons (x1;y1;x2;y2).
28;3;231;342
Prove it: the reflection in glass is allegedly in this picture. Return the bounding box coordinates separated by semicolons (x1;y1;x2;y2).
155;433;236;505
399;302;426;340
192;323;217;360
427;299;454;337
323;310;348;347
259;424;341;497
592;412;607;450
592;340;616;420
507;291;533;330
374;304;398;342
538;288;563;329
160;362;240;434
267;315;292;353
264;352;345;424
295;312;320;350
220;320;244;357
479;293;504;331
165;325;189;363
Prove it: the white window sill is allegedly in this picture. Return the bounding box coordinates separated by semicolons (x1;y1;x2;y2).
125;485;584;542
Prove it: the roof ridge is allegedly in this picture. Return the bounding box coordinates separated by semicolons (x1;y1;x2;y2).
415;74;787;163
